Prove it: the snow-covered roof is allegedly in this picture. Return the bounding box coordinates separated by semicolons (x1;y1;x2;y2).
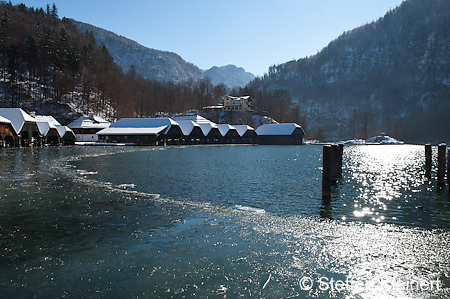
67;115;111;129
233;125;256;137
225;95;253;101
0;108;35;134
217;124;237;137
33;115;61;126
173;114;214;124
34;115;61;136
198;122;218;136
96;126;167;136
175;120;202;136
35;121;57;136
0;115;11;124
55;126;75;138
256;123;305;136
109;118;178;135
173;115;218;135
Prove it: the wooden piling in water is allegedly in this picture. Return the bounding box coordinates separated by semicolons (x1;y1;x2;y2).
338;144;344;176
437;143;446;187
322;144;344;199
331;144;344;183
331;144;339;184
322;145;332;199
425;144;432;181
447;149;450;189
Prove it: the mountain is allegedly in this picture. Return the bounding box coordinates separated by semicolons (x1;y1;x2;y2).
0;3;130;122
0;3;229;122
72;20;204;84
204;65;255;88
247;0;450;143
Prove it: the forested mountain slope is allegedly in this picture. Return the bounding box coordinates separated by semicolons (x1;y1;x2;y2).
72;20;205;84
0;3;127;122
247;0;450;142
0;3;227;122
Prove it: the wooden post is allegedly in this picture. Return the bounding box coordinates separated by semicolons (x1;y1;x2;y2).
447;149;450;188
338;144;344;176
331;144;339;184
437;143;446;187
425;144;432;181
322;145;332;199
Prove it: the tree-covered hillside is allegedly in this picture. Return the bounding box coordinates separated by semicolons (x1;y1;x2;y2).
248;0;450;142
0;1;337;129
72;20;205;84
0;2;128;121
0;2;228;123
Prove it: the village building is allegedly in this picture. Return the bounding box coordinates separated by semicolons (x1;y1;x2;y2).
34;115;61;145
56;126;76;145
174;119;204;144
0;108;40;147
200;122;222;144
173;115;221;144
223;95;254;112
255;123;306;145
97;126;167;145
34;115;76;145
97;118;183;145
35;121;60;145
0;116;16;147
217;124;241;144
67;113;110;142
234;125;258;144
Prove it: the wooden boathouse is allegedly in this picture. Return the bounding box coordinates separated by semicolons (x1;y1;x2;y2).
217;124;241;144
0;116;16;147
0;108;41;147
34;115;76;145
234;125;258;144
173;115;221;144
56;126;76;145
255;123;305;145
175;119;204;144
97;126;167;145
97;118;183;145
36;121;60;145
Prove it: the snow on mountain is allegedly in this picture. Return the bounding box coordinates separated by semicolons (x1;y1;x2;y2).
204;65;255;88
248;0;450;143
72;20;204;84
72;21;256;89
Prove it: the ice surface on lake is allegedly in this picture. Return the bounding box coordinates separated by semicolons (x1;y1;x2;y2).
234;204;266;214
0;145;449;298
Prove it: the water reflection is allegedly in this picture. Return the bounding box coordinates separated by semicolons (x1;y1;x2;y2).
0;145;449;298
329;145;450;228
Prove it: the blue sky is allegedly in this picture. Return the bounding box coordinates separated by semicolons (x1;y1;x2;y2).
11;0;405;76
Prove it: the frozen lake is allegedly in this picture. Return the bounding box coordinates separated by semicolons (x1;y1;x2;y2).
0;145;449;297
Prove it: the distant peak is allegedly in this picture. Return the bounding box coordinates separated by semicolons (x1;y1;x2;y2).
204;65;255;88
